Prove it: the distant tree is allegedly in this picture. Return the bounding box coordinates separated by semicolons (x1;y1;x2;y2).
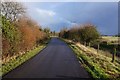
59;27;68;38
79;24;100;46
43;27;51;38
53;31;56;36
69;27;80;42
43;27;50;33
59;24;100;46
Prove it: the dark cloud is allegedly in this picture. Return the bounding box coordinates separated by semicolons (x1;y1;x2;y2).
25;2;118;35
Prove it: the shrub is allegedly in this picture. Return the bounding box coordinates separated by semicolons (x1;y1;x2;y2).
16;17;47;52
2;16;21;57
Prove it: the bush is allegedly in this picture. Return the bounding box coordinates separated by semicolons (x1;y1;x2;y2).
2;16;48;61
15;17;47;52
78;24;100;45
2;16;21;57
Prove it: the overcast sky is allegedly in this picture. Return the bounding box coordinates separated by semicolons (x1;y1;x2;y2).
23;2;118;35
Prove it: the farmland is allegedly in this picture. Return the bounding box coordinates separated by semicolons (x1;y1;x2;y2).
101;36;119;43
91;36;120;58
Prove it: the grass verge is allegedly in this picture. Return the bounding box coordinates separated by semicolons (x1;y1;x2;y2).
2;38;51;76
62;38;120;79
2;45;45;76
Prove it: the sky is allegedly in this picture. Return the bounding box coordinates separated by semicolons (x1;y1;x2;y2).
22;2;118;35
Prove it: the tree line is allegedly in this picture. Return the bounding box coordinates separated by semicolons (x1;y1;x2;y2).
59;24;100;46
59;24;119;63
1;2;49;59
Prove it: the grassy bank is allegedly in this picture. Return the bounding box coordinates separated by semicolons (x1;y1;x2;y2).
2;40;50;76
2;45;45;76
63;39;120;79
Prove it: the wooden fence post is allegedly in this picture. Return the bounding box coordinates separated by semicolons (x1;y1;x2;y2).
97;43;99;53
112;47;116;62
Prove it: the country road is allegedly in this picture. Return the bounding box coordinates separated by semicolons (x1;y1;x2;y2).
3;37;90;78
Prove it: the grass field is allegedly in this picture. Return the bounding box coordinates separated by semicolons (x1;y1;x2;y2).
64;39;120;79
101;36;119;44
91;36;120;58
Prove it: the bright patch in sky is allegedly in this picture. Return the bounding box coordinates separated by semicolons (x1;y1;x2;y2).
36;8;56;16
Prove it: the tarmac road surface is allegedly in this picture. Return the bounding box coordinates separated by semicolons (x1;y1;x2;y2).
3;37;90;78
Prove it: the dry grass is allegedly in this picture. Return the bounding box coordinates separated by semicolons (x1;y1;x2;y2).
64;39;120;78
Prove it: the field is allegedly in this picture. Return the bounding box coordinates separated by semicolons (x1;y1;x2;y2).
101;36;119;44
91;36;120;57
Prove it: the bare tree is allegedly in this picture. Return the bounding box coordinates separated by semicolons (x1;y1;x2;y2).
1;2;26;22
